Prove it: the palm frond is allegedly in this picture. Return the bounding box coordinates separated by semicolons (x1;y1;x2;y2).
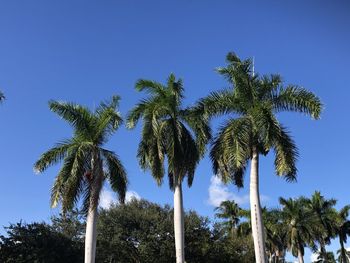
210;117;251;187
34;139;75;173
101;149;128;203
272;86;323;119
49;100;94;132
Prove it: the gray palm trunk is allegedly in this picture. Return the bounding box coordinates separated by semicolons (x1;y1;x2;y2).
85;154;103;263
250;147;267;263
174;180;185;263
297;248;304;263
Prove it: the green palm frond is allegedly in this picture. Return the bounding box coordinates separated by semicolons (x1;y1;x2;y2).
101;149;128;203
34;139;75;173
210;117;251;187
271;85;323;119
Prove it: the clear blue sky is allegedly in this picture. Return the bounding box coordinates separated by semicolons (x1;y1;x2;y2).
0;1;349;261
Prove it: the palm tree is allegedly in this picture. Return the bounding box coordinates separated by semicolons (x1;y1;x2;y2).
126;74;211;263
280;197;317;263
215;200;242;237
306;191;337;261
335;205;350;263
34;96;128;263
0;91;5;102
313;251;336;263
195;52;322;262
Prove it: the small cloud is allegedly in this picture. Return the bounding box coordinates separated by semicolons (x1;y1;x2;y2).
99;189;141;209
207;176;269;207
100;189;114;209
126;190;141;202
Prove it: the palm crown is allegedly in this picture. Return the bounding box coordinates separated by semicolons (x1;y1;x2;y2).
34;96;127;213
196;52;322;186
127;74;211;189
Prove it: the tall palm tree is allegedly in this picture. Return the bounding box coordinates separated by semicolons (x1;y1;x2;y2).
34;96;128;263
126;74;211;263
335;205;350;263
215;200;242;237
195;52;322;262
306;191;337;262
280;197;317;263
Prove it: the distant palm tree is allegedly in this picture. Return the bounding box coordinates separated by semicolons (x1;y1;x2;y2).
313;251;336;263
215;200;242;237
127;74;211;263
280;197;317;263
34;96;128;263
306;191;337;262
335;205;350;263
0;91;5;102
196;52;322;263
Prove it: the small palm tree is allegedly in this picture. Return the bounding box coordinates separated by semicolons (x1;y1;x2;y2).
335;205;350;263
215;200;242;237
34;96;128;263
127;74;210;263
306;191;337;261
196;52;322;262
280;197;317;263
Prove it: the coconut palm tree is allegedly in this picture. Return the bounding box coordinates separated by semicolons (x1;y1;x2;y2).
335;205;350;263
215;200;242;237
195;52;322;262
34;96;128;263
313;251;336;263
126;74;211;263
279;197;317;263
306;191;337;261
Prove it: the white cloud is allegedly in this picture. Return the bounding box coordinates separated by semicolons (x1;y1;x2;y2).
207;176;269;207
100;189;115;209
99;189;141;209
310;252;319;262
125;190;141;202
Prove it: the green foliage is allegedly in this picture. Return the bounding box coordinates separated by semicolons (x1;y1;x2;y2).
0;222;83;263
127;74;211;189
34;96;127;214
95;199;254;263
195;51;322;186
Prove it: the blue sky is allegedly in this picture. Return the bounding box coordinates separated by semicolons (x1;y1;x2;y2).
0;1;349;261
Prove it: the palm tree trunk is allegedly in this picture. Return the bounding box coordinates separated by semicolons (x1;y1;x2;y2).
174;179;185;263
250;146;267;263
85;153;103;263
297;248;304;263
85;205;98;263
340;239;347;263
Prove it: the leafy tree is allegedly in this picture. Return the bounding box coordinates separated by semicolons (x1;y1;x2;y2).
0;222;83;263
335;205;350;263
126;74;211;263
34;96;128;263
280;197;317;263
195;52;322;262
306;191;338;261
215;200;243;237
51;209;85;241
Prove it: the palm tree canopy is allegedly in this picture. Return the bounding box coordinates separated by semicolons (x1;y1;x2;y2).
337;205;350;246
279;197;318;257
126;74;211;190
307;191;338;246
34;96;128;214
195;52;322;187
215;200;243;230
